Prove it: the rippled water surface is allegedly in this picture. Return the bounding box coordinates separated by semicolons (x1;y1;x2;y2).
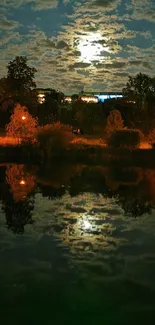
1;164;155;324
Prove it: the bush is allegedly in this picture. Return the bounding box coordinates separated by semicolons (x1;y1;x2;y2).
6;104;38;143
105;109;124;135
106;129;143;148
148;129;155;146
36;122;74;158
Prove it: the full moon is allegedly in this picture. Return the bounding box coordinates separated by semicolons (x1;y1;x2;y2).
77;32;110;63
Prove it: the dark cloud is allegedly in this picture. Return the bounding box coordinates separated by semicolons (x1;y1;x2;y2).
114;72;129;77
130;0;155;22
0;15;19;30
129;60;152;69
90;0;120;10
69;62;91;70
56;40;69;49
95;61;127;69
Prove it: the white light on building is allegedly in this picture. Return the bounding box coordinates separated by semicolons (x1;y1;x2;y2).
38;93;45;104
81;96;98;103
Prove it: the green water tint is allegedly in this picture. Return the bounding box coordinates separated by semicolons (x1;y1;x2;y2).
1;164;155;324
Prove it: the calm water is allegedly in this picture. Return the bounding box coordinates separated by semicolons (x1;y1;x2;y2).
1;163;155;324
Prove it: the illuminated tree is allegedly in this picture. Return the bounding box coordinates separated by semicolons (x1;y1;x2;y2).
105;109;124;135
148;129;155;146
5;104;38;142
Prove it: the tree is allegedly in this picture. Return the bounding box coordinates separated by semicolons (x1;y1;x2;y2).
105;109;124;135
0;78;14;127
6;104;38;142
123;73;155;112
0;57;38;126
7;56;37;92
37;89;64;125
0;77;14;127
71;94;79;101
71;100;105;133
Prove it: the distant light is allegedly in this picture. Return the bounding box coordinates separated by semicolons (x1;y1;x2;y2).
38;94;45;98
95;94;123;102
22;116;26;120
81;96;98;103
38;93;45;104
20;180;26;185
64;96;72;103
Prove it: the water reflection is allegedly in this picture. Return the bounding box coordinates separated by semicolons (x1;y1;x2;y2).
1;163;155;234
6;164;36;201
0;164;36;233
1;163;155;321
1;196;35;234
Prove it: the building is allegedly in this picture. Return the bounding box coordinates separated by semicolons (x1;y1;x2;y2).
81;91;123;103
37;88;124;104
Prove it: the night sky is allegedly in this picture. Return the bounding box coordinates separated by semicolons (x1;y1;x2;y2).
0;0;155;94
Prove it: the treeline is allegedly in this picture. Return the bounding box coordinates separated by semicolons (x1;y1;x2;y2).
0;56;155;134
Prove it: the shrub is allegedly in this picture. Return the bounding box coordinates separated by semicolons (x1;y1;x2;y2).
105;109;124;135
148;129;155;146
5;104;38;143
36;122;74;158
107;129;143;148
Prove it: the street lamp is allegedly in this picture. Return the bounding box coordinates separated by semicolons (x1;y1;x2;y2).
20;180;26;185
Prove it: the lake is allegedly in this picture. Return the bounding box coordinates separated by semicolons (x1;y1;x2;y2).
1;163;155;324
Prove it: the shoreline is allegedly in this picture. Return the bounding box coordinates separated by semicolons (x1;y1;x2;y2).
0;144;155;167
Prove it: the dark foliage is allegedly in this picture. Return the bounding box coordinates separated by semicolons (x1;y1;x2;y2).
107;129;143;148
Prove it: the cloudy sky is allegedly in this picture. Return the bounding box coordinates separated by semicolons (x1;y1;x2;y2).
0;0;155;94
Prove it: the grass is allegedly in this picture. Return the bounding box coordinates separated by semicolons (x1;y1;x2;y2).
0;135;152;149
0;136;20;146
71;137;106;147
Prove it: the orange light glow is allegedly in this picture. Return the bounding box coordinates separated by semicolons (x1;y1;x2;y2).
6;164;35;201
22;116;26;120
20;180;26;185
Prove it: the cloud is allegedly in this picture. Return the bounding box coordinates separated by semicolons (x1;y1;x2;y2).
0;31;21;45
0;15;19;30
0;0;69;10
95;61;127;69
32;0;59;10
56;40;69;49
129;60;152;70
69;62;91;69
91;0;121;10
0;0;155;93
129;0;155;22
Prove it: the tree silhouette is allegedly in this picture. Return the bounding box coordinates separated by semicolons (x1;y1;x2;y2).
2;194;35;234
37;89;64;125
7;56;37;92
123;73;155;117
0;57;38;126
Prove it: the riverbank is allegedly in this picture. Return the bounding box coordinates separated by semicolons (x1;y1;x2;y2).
0;142;155;167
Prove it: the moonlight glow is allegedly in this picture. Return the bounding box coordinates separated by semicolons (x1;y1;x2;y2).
77;32;110;63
